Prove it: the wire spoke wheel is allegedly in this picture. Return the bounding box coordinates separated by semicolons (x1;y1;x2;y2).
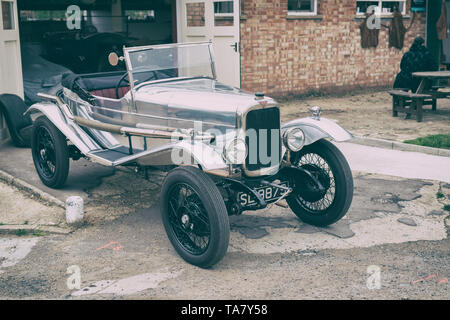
294;153;336;214
35;126;57;179
286;139;353;227
161;166;230;268
167;183;211;255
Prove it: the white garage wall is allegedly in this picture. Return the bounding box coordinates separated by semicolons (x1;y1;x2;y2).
0;0;23;98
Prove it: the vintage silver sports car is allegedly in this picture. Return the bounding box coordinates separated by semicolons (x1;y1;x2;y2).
26;42;354;267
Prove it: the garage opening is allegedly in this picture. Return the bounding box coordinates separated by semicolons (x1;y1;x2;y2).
17;0;176;105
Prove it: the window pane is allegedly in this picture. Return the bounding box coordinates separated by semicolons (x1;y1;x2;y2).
356;1;379;14
125;10;155;22
357;1;406;15
214;1;233;26
381;1;404;14
214;1;233;14
19;10;67;22
288;0;314;12
2;1;14;30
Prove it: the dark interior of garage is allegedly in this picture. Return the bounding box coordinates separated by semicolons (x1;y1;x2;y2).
18;0;176;104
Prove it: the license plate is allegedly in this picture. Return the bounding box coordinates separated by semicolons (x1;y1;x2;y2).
238;182;289;207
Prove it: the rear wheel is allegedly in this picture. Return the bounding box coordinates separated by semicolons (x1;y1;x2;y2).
161;166;230;268
31;116;69;188
0;94;31;147
286;139;353;226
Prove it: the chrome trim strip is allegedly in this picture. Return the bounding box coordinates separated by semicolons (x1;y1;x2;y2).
123;41;212;54
88;104;236;128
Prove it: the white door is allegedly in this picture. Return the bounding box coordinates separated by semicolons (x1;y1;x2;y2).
178;0;240;88
0;0;23;97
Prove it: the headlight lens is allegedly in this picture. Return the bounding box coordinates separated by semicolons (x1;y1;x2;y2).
283;128;305;152
223;138;247;164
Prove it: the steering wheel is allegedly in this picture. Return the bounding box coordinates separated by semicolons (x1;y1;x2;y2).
116;72;130;99
115;71;159;99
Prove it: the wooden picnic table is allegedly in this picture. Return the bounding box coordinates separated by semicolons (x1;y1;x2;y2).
412;71;450;94
412;71;450;112
389;71;450;122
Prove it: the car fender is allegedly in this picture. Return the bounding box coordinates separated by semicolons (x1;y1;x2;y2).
282;117;353;146
25;102;101;154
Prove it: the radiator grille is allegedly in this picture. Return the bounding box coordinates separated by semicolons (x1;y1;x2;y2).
245;107;281;173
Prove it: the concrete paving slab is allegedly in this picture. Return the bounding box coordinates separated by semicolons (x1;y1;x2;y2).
227;173;447;253
336;142;450;183
350;136;450;157
319;221;355;239
0;180;65;227
71;270;184;297
0;237;39;270
397;217;417;226
428;210;446;216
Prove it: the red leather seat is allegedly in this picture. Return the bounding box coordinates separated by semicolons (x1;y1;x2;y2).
90;86;130;99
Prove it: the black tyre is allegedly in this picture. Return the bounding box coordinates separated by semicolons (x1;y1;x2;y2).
286;139;353;227
0;94;32;148
31;116;69;188
161;166;230;268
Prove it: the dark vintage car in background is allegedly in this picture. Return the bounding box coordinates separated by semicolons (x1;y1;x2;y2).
42;26;129;74
22;44;73;106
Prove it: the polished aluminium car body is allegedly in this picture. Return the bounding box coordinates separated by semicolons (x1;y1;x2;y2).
26;42;353;267
26;73;352;175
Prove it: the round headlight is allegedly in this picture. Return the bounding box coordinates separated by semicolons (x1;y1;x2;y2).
283;128;305;152
223;138;247;164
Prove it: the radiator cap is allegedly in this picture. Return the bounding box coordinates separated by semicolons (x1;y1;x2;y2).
255;92;265;100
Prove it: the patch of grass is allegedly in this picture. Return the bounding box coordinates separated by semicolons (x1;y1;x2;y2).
436;191;445;199
16;229;27;237
23;221;28;225
444;204;450;212
32;229;47;237
404;134;450;150
0;222;4;226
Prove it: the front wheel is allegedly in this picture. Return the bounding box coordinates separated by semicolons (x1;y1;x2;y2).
160;166;230;268
286;139;353;227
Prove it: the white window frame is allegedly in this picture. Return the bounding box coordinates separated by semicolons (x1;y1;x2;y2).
287;0;318;17
213;0;234;18
356;0;407;17
1;0;15;30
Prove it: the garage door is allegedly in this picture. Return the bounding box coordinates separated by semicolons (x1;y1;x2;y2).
0;0;23;97
179;0;240;88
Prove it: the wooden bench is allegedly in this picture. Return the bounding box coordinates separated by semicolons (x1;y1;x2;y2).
426;86;450;110
388;90;432;122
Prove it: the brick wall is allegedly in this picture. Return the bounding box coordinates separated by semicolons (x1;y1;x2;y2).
187;2;205;27
240;0;426;96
